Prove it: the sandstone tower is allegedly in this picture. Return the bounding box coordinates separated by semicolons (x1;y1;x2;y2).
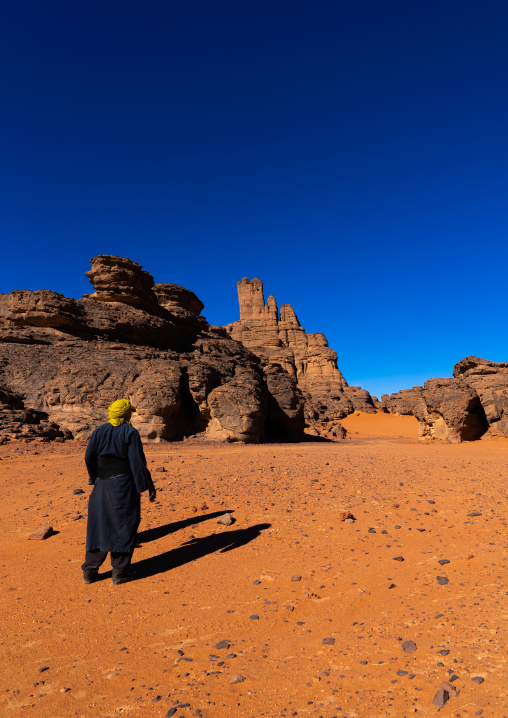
225;278;375;422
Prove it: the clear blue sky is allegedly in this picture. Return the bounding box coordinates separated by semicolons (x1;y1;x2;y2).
1;1;507;398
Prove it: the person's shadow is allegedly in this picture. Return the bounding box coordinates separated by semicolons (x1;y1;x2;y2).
137;510;231;543
132;522;271;581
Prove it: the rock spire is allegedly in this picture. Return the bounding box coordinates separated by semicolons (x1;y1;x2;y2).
225;278;375;431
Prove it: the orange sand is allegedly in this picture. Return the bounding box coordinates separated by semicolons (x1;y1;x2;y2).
341;411;419;438
1;414;508;717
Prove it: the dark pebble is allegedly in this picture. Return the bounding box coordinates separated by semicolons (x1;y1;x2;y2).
368;528;376;533
437;576;449;585
38;666;49;673
438;559;450;565
72;515;82;521
428;500;435;504
388;583;397;589
214;641;230;650
166;710;177;718
250;615;259;620
438;649;450;656
359;660;368;665
472;676;484;684
73;489;84;495
152;696;162;702
322;637;335;645
397;670;408;676
467;511;482;517
253;580;261;585
226;653;237;659
409;674;416;679
291;575;302;581
402;640;417;653
393;556;404;562
449;674;459;682
394;525;401;529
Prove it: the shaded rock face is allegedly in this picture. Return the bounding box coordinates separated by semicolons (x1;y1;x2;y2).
153;283;208;333
224;278;375;430
0;256;304;444
0;386;70;444
381;355;507;442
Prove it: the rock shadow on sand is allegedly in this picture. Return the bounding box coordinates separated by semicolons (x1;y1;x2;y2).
132;522;271;581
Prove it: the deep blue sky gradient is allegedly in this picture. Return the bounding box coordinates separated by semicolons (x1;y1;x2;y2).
1;0;507;397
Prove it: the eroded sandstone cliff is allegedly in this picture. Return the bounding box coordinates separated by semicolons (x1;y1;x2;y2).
0;256;305;444
224;277;375;433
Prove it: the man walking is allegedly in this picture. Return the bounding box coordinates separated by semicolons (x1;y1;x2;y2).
81;399;156;584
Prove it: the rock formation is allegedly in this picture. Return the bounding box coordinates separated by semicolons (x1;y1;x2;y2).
224;277;375;434
381;356;508;442
0;256;305;444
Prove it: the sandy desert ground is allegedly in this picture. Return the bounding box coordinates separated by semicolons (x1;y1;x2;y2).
1;412;508;717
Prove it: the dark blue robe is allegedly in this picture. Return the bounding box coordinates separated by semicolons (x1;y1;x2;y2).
85;423;154;553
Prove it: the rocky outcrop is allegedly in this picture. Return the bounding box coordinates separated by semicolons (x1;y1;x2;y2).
453;356;508;437
381;356;508;442
224;278;375;431
83;254;160;312
0;256;305;444
153;283;204;317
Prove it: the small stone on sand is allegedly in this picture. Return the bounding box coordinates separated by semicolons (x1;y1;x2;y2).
29;526;53;540
230;674;246;684
402;640;417;653
432;688;449;707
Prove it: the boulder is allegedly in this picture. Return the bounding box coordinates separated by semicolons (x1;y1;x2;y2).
382;355;508;442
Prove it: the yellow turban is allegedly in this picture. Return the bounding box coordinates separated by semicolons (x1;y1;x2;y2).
108;399;132;427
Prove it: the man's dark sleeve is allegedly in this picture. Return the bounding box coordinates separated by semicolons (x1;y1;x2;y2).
127;430;155;494
84;430;98;485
